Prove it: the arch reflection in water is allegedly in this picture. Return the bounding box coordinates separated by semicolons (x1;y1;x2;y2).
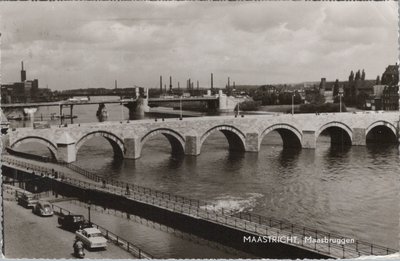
277;147;302;169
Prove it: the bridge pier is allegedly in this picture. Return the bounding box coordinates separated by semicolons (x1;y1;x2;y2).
124;98;150;119
56;133;76;163
301;130;316;149
245;132;259;152
123;137;141;159
184;135;201;156
352;128;366;146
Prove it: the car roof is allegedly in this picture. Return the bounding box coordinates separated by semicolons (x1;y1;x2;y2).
84;227;102;234
37;201;51;205
68;214;84;217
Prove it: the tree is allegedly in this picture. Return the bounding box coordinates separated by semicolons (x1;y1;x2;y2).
349;71;354;82
356;91;369;109
376;75;380;84
313;93;326;105
333;79;339;97
355;70;361;80
361;69;365;81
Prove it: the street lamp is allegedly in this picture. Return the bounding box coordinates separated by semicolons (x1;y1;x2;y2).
120;102;124;122
87;200;91;224
339;88;344;113
179;96;183;120
291;93;295;115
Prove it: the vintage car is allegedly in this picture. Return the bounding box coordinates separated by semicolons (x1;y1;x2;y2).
75;227;107;250
17;192;39;209
32;201;54;216
58;214;90;231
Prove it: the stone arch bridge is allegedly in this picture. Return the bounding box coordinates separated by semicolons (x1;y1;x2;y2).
6;112;400;163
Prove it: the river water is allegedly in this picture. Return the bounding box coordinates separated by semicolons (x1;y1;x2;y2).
9;100;400;252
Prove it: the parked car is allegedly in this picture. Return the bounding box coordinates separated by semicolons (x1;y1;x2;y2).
75;227;107;250
32;201;54;217
17;192;39;209
58;214;89;231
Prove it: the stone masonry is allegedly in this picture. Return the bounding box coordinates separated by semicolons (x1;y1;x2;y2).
6;111;400;163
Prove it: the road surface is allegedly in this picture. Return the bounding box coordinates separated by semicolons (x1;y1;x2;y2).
3;194;135;259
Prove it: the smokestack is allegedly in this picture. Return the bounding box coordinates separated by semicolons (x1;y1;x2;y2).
21;61;26;82
160;76;163;94
228;77;230;88
178;82;180;90
197;81;199;90
169;76;172;92
211;73;213;90
115;80;117;89
233;81;235;88
164;84;167;94
188;79;191;90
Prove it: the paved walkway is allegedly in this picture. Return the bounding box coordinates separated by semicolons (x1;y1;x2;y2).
3;192;135;259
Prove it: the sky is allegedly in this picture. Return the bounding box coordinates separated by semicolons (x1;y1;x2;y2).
0;2;398;91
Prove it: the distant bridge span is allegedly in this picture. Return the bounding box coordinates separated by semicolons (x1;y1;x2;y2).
5;112;400;163
0;96;219;109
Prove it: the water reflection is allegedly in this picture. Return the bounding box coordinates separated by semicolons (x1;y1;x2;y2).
278;147;301;168
167;156;184;169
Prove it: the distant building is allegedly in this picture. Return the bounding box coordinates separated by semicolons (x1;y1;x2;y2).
1;61;39;103
382;85;399;110
381;64;399;110
381;64;399;86
367;64;399;111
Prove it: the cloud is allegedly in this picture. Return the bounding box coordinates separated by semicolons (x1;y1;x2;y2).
0;2;397;90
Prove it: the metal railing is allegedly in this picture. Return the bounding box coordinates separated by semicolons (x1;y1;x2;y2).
2;155;398;259
3;155;231;215
233;211;397;258
68;199;254;258
50;204;153;259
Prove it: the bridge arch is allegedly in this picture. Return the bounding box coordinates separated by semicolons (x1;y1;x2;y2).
200;125;246;153
140;128;185;156
366;121;398;144
259;124;302;148
10;136;58;159
316;121;353;146
76;131;125;159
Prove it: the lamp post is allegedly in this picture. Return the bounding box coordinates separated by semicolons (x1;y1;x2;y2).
87;200;91;224
339;88;344;113
120;102;124;122
179;96;183;120
291;93;295;115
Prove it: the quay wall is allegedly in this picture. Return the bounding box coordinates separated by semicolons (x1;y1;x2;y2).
2;165;329;259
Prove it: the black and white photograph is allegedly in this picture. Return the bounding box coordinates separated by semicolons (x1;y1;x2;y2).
0;1;399;259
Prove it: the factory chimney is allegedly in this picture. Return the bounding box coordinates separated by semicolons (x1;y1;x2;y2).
211;73;214;90
160;76;163;94
21;61;26;82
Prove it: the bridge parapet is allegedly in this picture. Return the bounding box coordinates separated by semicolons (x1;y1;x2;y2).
6;111;400;162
